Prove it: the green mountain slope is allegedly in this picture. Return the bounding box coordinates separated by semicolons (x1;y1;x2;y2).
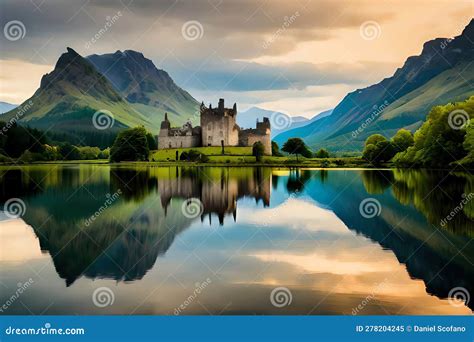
2;48;151;146
274;19;474;152
87;50;199;129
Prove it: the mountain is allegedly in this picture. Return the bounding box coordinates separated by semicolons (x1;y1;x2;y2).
2;47;151;146
87;50;199;128
238;106;313;137
274;19;474;151
0;101;17;114
273;108;333;142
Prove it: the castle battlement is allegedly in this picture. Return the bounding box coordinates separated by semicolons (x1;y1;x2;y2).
157;99;271;154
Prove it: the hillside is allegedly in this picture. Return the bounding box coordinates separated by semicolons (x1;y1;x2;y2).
274;19;474;151
0;101;17;114
87;50;199;129
2;48;150;146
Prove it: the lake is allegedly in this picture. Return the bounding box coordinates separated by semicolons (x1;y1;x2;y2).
0;165;472;315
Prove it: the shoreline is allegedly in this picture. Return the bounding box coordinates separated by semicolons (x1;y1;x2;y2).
0;160;472;171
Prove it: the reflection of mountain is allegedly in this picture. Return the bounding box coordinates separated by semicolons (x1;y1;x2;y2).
293;169;474;311
0;166;272;285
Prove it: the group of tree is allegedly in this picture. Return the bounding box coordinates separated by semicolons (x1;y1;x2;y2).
0;121;111;163
362;96;473;167
362;128;415;165
272;138;330;160
393;96;473;168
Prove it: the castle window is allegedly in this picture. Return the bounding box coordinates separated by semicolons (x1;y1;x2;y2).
208;123;212;131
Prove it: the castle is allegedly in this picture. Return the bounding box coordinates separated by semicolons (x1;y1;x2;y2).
158;99;271;155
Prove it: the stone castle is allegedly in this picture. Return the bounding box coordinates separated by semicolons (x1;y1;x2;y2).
158;99;271;155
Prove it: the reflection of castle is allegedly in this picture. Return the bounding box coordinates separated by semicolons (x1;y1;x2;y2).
158;99;271;154
158;168;271;225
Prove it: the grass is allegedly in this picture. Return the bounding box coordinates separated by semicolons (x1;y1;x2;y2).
150;147;252;161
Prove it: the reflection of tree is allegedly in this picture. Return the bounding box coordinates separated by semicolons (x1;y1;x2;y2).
319;169;328;183
110;168;157;202
286;169;312;193
361;170;394;194
391;169;474;237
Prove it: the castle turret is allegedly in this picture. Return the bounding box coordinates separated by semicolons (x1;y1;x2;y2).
218;98;224;114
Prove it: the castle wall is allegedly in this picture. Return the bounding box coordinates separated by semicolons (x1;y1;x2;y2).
239;130;272;155
201;113;239;147
158;134;201;149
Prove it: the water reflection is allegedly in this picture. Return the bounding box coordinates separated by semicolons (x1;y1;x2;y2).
0;166;472;314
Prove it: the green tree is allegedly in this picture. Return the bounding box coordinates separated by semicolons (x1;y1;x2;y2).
78;146;101;160
110;127;149;162
271;141;282;156
391;129;414;153
282;138;312;161
146;133;158;150
314;148;330;158
363;134;396;164
252;141;265;162
59;142;81;160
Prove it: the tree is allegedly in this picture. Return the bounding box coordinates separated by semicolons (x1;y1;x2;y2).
271;141;282;156
362;134;396;164
314;148;330;158
391;129;414;153
110;127;149;162
252;141;265;162
59;142;81;160
146;133;158;150
282;138;312;161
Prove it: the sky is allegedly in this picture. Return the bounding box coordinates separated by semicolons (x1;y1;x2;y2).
0;0;472;117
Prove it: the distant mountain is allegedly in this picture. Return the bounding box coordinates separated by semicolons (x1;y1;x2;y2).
273;108;333;142
2;47;150;146
87;50;199;128
275;19;474;151
0;101;17;114
238;106;316;138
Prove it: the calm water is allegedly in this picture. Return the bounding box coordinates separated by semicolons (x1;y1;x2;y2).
0;165;472;315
